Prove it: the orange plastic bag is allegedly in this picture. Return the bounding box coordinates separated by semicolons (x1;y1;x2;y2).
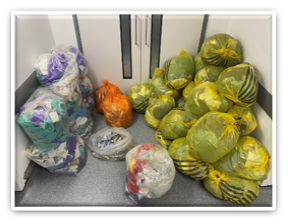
101;88;133;128
95;80;122;114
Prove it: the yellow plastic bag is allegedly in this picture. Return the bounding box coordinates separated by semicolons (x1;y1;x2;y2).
216;63;259;107
200;33;243;67
168;137;209;180
144;95;175;129
186;111;240;163
203;165;259;206
159;107;195;140
212;136;270;181
227;105;257;135
126;83;151;114
164;49;195;90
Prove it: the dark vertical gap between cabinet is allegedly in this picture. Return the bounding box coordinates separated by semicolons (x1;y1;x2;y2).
72;14;84;55
197;14;209;53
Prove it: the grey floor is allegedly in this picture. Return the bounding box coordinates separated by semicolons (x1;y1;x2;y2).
15;112;273;208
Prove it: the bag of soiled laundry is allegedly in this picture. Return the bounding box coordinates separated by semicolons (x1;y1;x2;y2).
52;44;88;76
69;105;93;140
203;165;259;206
125;143;176;204
227;104;257;135
150;68;180;99
34;50;79;101
164;49;195;90
182;81;196;101
194;65;226;85
168;137;209;180
194;52;209;75
101;88;132;128
144;95;175;129
155;129;173;149
78;75;96;116
200;33;243;67
186;111;240;163
216;63;259;107
184;81;233;119
126;82;151;114
95;80;122;114
25;130;86;174
212;136;270;181
17;91;70;152
87;126;134;160
159;107;195;140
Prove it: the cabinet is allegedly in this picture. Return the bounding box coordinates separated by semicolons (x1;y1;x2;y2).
77;14;205;92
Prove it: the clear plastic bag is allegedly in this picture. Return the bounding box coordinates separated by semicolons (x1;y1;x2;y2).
125;143;176;203
78;75;96;116
25;130;86;174
34;50;79;101
17;90;70;152
87;126;134;160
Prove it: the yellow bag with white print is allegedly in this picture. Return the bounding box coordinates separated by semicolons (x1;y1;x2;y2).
203;165;259;206
212;136;270;181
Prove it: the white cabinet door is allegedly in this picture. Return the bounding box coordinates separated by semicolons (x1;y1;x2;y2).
77;15;141;94
140;14;205;83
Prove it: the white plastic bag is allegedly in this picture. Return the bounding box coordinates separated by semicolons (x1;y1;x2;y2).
87;126;134;160
125;143;176;203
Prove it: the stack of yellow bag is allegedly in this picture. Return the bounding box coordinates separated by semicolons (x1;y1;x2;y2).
126;33;270;206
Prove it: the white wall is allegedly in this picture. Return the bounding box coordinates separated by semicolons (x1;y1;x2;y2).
14;14;56;191
48;15;78;48
206;14;273;186
15;15;55;90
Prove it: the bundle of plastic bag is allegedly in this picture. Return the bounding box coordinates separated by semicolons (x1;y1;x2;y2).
144;95;175;129
164;49;195;90
194;52;209;75
212;136;270;181
78;75;95;116
168;137;209;180
101;88;132;128
66;91;83;122
25;130;86;174
126;82;151;114
184;81;233;119
95;80;121;114
125;143;176;203
17;91;70;152
194;65;226;85
69;105;93;140
186;111;240;163
87;126;134;160
150;68;180;99
34;51;79;101
216;63;259;107
200;33;243;67
227;105;257;135
203;165;259;206
159;107;195;140
182;81;196;101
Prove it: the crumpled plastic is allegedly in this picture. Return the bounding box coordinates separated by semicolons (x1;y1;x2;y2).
194;65;226;85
